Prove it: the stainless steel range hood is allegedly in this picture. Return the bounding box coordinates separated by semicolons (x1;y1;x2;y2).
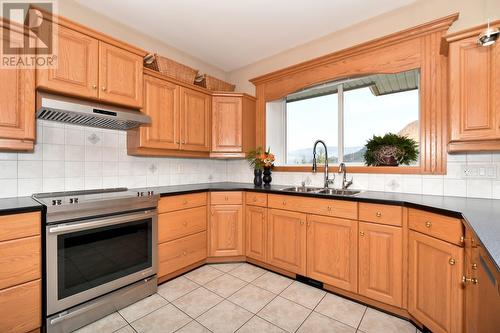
36;92;150;130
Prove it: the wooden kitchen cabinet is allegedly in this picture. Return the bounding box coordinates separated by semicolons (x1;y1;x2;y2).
447;22;500;152
37;25;99;99
358;222;403;307
267;209;306;275
245;205;267;262
209;204;244;257
180;87;211;152
98;42;143;108
306;215;357;292
409;230;464;333
137;74;180;150
0;24;36;151
211;93;256;158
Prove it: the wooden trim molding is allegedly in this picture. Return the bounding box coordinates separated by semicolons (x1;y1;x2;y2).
251;14;459;175
274;166;421;174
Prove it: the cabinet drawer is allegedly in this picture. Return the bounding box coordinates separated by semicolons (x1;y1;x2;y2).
359;203;402;226
158;193;207;213
268;194;357;220
0;279;41;333
158;231;207;277
245;192;267;207
409;209;464;245
0;236;40;290
0;212;40;242
210;191;243;205
158;207;207;243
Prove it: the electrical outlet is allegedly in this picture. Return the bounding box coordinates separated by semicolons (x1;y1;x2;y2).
461;164;497;179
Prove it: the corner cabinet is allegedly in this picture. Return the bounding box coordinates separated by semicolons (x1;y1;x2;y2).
37;24;144;108
209;192;244;257
0;24;36;151
211;93;256;158
447;22;500;152
245;205;267;262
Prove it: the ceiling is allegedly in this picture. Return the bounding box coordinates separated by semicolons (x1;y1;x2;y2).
76;0;417;72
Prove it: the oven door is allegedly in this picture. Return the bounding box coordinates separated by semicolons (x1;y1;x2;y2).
46;209;157;316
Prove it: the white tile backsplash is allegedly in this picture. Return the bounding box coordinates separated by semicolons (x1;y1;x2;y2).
0;120;499;199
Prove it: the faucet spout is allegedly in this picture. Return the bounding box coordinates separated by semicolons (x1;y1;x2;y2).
338;163;353;190
312;140;334;188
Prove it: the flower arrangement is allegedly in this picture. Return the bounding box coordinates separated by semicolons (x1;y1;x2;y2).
246;147;275;170
363;133;419;166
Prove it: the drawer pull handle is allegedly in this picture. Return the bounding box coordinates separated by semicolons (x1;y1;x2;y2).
462;276;478;285
225;196;228;201
282;201;286;206
376;212;382;217
327;206;332;212
360;231;365;236
425;221;432;228
449;258;456;265
183;200;188;205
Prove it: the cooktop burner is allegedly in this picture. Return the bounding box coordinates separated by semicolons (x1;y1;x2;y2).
33;188;159;224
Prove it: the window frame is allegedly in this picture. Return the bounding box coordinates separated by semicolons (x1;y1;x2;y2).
281;76;421;170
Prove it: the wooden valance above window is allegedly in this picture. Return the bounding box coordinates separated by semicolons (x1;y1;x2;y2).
250;13;459;174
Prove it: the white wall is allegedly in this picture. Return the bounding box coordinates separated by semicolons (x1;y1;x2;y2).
0;120;227;198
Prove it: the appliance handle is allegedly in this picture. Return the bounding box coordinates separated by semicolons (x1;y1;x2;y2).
48;210;157;234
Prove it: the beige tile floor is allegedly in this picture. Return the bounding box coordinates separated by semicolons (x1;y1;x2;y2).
74;263;420;333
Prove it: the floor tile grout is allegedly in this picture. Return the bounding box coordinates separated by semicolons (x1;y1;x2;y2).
356;306;368;331
293;292;327;332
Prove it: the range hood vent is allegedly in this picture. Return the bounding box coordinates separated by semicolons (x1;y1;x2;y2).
36;92;150;130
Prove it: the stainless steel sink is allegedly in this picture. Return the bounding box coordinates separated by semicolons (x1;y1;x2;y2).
280;186;323;193
316;188;361;196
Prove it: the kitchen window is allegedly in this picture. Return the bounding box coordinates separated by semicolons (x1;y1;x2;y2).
266;68;420;168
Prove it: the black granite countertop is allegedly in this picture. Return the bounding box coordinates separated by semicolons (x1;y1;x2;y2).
0;196;43;215
137;182;500;272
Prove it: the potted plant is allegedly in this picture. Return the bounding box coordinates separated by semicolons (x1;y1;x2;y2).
363;133;418;166
246;147;275;186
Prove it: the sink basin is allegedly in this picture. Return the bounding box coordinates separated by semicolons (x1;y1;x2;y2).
317;188;361;196
280;186;323;193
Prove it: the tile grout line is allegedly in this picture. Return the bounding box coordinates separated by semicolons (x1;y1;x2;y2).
356;307;368;332
292;292;327;332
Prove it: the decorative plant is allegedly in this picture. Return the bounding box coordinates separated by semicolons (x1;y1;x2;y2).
246;147;275;170
363;133;418;166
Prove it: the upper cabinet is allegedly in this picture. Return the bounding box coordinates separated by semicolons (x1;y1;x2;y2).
37;25;143;109
211;93;256;158
37;26;98;99
447;22;500;152
180;87;211;152
0;24;36;151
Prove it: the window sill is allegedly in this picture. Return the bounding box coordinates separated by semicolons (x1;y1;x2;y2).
273;165;425;174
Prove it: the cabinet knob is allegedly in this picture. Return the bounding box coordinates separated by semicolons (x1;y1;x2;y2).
92;84;97;89
360;231;365;236
282;201;286;206
449;258;456;265
376;212;382;217
327;206;332;212
102;86;106;91
472;263;478;270
462;276;478;285
425;221;432;228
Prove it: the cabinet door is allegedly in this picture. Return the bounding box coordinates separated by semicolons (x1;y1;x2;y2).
139;75;180;149
245;205;267;262
409;231;464;333
210;205;243;257
307;215;357;292
180;87;211;151
358;222;402;307
212;96;242;152
0;28;35;150
37;26;98;99
267;209;306;275
98;42;143;108
449;35;499;143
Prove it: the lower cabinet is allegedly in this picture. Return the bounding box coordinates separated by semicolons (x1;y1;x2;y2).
408;230;464;333
245;205;267;262
267;209;307;275
0;279;41;333
209;205;244;257
158;231;207;277
306;215;358;292
358;222;403;307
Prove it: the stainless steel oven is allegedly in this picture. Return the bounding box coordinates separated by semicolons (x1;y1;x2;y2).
46;209;157;315
33;188;159;333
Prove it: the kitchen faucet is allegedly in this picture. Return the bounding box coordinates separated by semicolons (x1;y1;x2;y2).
312;140;335;188
338;162;353;190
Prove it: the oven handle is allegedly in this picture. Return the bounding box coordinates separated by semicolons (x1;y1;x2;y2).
48;210;157;234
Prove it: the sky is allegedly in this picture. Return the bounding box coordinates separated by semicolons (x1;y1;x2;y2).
286;87;419;156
